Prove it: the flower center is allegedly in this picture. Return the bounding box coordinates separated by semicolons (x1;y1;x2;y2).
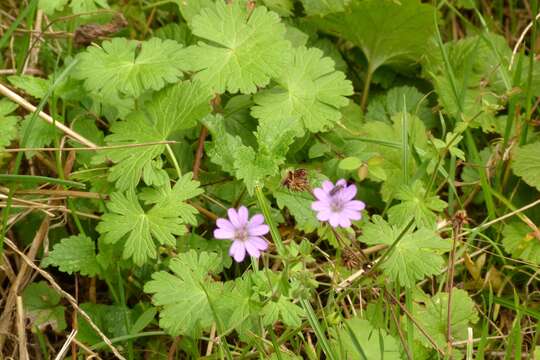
330;198;344;212
234;227;249;242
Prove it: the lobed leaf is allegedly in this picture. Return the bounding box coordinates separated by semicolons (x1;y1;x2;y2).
74;37;185;99
252;46;353;134
42;235;99;276
181;1;290;94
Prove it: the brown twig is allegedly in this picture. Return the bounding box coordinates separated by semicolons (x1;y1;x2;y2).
16;296;29;360
385;292;413;360
54;329;78;360
191;202;218;221
0;217;49;352
8;188;107;200
4;238;127;360
384;289;446;357
193;126;208;180
167;336;180;360
1;141;178;153
23;9;43;74
0;83;98;148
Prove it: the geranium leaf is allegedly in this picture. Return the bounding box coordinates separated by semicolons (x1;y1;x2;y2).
413;288;479;349
92;81;211;191
182;1;290;94
74;37;185;99
252;46;353;134
144;250;223;336
359;216;451;287
96;185;201;265
388;181;447;228
314;0;436;71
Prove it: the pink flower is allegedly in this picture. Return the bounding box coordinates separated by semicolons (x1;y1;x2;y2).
213;206;270;262
311;179;365;228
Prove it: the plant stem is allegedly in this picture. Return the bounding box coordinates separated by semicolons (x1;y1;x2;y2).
360;64;374;110
165;144;182;178
254;186;286;256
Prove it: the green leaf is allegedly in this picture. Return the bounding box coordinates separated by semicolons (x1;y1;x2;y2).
355;113;429;200
262;296;305;328
217;276;260;334
252;46;353;133
39;0;69;14
502;222;540;264
130;307;157;335
252;270;305;328
174;0;213;23
413;288;479;349
274;188;320;233
96;189;191;266
339;156;362;170
330;318;401;359
388;181;447;228
23;282;66;332
74;37;185;99
0;99;19;152
262;0;294;17
76;303;134;346
70;0;108;13
366;85;433;127
42;235;100;276
300;0;349;16
154;23;194;45
182;1;290;94
20;114;58;158
206;115;299;192
423;34;510;134
139;172;204;225
7;75;49;98
314;0;436;70
93;81;211;191
144;250;223;336
359;216;451;287
512;142;540;191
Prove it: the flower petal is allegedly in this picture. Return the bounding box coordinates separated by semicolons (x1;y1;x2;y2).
343;209;362;221
214;228;235;239
237;206;249;224
340;184;357;201
322;180;335;193
248;237;268;251
216;218;235;231
329;213;341;227
228;208;241;227
338;217;352;228
248;214;265;227
336;179;347;187
345;200;366;211
311;200;329;211
313;188;329;201
248;224;269;236
316;209;332;221
245;241;261;258
229;241;246;262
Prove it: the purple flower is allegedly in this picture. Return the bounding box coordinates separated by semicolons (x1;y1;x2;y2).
311;179;366;228
213;206;270;262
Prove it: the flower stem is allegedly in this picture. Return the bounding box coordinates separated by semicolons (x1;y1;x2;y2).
165;143;182;179
254;186;286;256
